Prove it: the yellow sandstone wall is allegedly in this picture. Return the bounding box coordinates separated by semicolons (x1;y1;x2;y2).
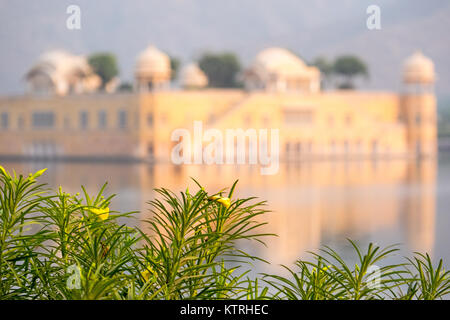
0;94;142;159
0;88;437;161
151;90;409;161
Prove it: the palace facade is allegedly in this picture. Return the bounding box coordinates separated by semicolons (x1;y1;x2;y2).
0;46;437;163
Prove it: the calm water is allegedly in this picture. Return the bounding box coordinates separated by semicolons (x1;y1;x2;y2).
2;153;450;275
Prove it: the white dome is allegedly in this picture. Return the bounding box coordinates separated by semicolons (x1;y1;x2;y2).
253;47;310;77
39;50;72;66
180;63;208;88
403;51;435;84
31;51;73;78
26;50;98;95
245;47;321;93
37;50;91;74
135;45;171;76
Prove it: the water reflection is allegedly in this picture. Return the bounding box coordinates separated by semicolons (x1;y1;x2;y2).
1;158;437;272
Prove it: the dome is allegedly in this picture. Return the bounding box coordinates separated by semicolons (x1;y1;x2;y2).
26;50;99;95
253;47;310;77
34;50;91;76
403;51;435;84
180;63;208;88
38;50;72;66
29;51;71;79
135;45;171;77
245;47;320;93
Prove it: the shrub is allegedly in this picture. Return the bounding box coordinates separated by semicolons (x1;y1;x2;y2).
0;166;449;300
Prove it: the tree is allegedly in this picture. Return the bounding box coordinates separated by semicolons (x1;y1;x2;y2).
170;56;180;81
311;56;333;90
332;55;368;89
88;53;119;90
198;52;241;88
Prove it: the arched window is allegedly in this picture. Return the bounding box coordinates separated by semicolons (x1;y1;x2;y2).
118;110;127;129
1;112;9;129
147;142;154;157
296;142;302;155
98;110;107;129
285;143;290;155
147;114;154;127
372;140;378;155
79;111;88;130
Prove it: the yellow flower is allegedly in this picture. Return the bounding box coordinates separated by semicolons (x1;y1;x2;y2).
89;207;110;221
141;270;151;282
209;196;231;209
312;265;331;275
0;165;6;177
141;265;155;282
217;198;231;209
29;168;47;181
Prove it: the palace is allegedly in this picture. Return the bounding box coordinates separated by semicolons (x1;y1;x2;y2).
0;46;437;163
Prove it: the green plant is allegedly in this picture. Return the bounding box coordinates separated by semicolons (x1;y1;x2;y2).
265;241;410;300
0;165;449;300
398;253;450;300
88;53;119;89
137;181;271;299
0;167;48;299
332;55;368;89
198;52;242;88
0;166;272;300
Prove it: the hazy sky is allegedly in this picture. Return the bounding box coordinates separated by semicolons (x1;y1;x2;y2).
1;0;449;98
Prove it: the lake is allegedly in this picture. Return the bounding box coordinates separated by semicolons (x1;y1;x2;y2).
2;152;450;275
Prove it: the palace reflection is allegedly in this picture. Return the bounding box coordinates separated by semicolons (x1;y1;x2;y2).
1;158;437;268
